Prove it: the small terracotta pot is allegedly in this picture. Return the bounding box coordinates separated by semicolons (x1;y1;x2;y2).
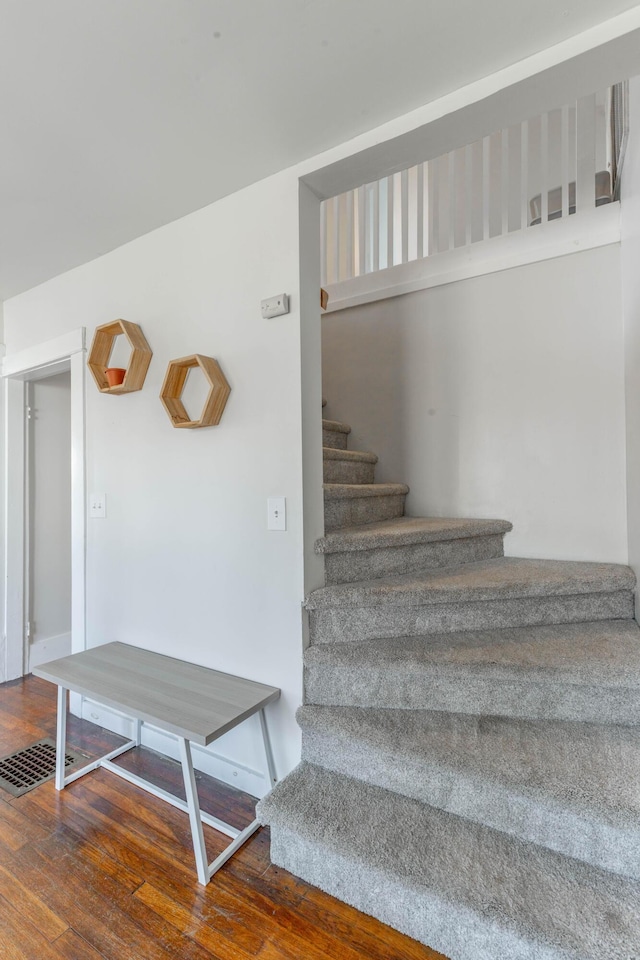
105;367;127;388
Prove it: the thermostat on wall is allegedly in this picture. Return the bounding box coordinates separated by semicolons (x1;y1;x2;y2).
261;294;289;319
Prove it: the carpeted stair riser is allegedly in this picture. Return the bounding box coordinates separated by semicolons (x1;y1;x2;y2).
322;419;351;450
322;428;348;450
317;516;513;583
304;620;640;724
323;458;376;484
307;558;636;640
323;532;506;584
298;705;640;879
305;654;640;724
324;494;407;530
309;590;634;643
258;763;640;960
308;558;636;609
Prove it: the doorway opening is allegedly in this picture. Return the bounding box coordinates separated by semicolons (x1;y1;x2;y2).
2;329;86;684
26;371;72;671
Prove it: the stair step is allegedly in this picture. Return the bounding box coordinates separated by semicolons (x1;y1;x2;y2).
322;418;351;450
299;704;640;879
305;618;640;722
258;763;640;960
306;557;635;642
316;516;513;583
324;483;409;531
323;448;378;485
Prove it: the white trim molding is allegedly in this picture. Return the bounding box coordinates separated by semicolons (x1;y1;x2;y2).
3;377;26;681
2;329;86;683
2;328;85;379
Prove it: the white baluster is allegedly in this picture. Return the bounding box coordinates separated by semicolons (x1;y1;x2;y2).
345;190;354;280
416;162;424;259
561;105;570;218
407;165;416;261
357;184;366;277
332;194;339;284
428;160;437;255
401;168;409;264
387;175;394;267
448;152;456;250
540;112;549;224
576;94;596;214
363;184;371;273
372;180;380;272
465;143;473;246
501;128;509;235
320;200;327;287
482;136;491;240
520;120;529;229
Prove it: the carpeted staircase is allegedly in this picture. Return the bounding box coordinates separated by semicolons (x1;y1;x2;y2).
258;412;640;960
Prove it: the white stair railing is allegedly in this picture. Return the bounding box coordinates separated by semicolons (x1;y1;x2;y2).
321;85;626;288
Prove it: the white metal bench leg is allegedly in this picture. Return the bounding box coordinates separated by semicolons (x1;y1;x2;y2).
178;736;210;885
57;702;278;885
259;707;278;788
55;686;67;791
177;724;279;886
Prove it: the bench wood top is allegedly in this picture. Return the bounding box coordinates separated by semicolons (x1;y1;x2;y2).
33;642;280;746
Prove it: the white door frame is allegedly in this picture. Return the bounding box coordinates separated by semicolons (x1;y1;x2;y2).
2;329;86;682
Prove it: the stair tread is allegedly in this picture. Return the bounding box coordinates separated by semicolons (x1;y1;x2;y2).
316;515;512;554
322;447;378;464
323;482;409;499
322;418;351;434
258;762;640;960
299;704;640;834
305;619;640;686
306;556;635;608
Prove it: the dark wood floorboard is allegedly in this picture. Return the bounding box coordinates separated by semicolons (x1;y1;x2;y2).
0;675;447;960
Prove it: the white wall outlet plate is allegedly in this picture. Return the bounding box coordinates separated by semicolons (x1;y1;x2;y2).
261;294;289;319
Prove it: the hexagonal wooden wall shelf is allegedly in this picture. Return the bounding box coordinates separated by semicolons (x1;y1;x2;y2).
160;354;231;428
87;319;153;394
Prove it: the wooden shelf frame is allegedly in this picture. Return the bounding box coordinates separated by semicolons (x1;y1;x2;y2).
88;319;153;394
160;354;231;429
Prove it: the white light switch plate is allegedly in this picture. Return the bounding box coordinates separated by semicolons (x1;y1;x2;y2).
89;493;106;518
267;497;286;531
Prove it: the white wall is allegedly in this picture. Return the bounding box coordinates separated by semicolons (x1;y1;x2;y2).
3;41;636;789
3;172;308;792
322;244;628;563
622;77;640;585
28;372;72;667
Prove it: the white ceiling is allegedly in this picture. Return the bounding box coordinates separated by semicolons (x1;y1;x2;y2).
1;0;639;300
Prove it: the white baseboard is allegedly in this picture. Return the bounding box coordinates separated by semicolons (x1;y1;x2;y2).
29;633;72;671
79;697;268;799
0;634;6;685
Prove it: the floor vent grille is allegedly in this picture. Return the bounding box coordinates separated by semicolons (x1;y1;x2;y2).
0;738;84;797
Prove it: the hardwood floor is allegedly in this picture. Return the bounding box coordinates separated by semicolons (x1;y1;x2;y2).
0;676;447;960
